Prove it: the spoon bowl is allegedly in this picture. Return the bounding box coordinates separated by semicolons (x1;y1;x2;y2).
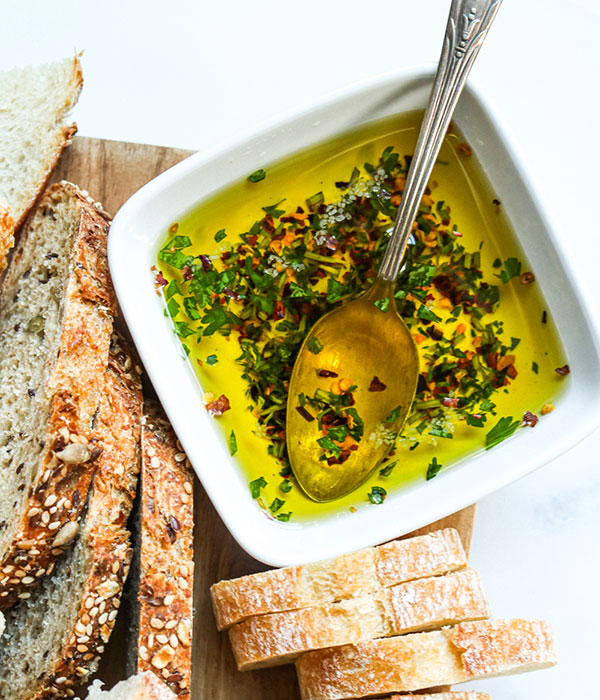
286;279;419;501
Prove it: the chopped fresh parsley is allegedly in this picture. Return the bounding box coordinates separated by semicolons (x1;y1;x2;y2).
379;460;397;477
229;429;238;456
499;257;522;283
307;337;323;354
532;361;539;374
374;297;390;312
248;169;266;183
206;354;218;366
269;497;285;513
249;476;266;498
426;456;443;480
368;486;387;504
485;416;519;449
279;479;293;493
214;229;227;242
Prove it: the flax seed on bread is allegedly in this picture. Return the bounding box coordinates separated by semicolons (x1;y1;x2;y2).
211;528;466;630
0;181;115;608
0;56;82;273
295;619;557;700
126;401;194;698
229;568;489;670
0;333;142;699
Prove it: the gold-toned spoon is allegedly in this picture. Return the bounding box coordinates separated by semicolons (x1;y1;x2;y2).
286;0;502;502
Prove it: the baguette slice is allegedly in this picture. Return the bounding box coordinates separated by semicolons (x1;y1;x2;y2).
296;619;556;700
126;401;194;698
211;528;466;630
86;673;176;700
230;568;489;670
0;335;142;700
0;181;115;607
0;56;82;272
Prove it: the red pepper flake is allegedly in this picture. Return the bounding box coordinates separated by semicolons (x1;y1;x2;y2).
169;222;179;233
247;234;258;246
317;369;339;378
199;255;212;271
555;364;570;376
155;270;168;287
443;397;459;408
522;411;539;427
182;264;193;281
368;376;387;392
520;271;535;285
205;394;231;416
273;301;285;320
457;142;472;157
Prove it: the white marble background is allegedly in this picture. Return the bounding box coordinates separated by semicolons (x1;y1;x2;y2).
3;1;600;696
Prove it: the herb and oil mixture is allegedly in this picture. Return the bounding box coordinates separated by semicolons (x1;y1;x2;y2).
156;112;567;522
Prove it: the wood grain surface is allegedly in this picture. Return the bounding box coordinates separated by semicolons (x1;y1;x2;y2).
52;136;476;699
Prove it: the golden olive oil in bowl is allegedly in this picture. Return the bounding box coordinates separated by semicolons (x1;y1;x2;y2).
157;111;566;523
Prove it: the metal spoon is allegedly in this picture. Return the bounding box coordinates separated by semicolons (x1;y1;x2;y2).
286;0;502;502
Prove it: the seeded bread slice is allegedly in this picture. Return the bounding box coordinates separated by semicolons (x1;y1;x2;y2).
0;56;82;273
211;528;466;630
0;334;142;700
126;401;194;698
86;673;176;700
296;619;557;700
0;181;115;607
230;568;489;670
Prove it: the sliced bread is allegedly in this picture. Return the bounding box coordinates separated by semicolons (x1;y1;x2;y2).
126;401;194;698
211;528;466;630
86;673;176;700
0;181;115;607
0;56;82;273
0;334;142;699
295;619;557;700
229;568;489;670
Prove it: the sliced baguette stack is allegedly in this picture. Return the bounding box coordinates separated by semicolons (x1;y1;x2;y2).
212;530;558;698
212;529;483;671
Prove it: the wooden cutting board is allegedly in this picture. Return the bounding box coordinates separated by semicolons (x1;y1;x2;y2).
50;136;476;699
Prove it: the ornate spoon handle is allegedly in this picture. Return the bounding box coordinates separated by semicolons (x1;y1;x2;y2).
378;0;502;282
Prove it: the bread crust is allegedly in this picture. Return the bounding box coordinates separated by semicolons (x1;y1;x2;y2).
136;402;194;698
29;333;142;699
0;182;116;608
0;205;14;275
211;528;466;630
229;569;489;670
295;619;557;700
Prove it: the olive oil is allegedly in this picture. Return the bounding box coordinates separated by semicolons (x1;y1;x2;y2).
158;111;566;523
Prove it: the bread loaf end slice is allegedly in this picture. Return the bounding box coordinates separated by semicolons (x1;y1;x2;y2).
0;181;115;607
0;334;142;700
0;56;82;272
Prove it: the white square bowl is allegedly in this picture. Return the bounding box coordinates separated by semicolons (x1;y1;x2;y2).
109;67;600;567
